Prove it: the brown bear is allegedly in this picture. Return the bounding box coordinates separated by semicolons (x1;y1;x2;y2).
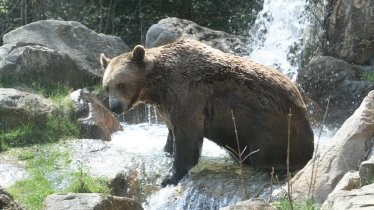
101;39;314;186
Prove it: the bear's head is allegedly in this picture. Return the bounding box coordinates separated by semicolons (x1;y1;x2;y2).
101;45;147;114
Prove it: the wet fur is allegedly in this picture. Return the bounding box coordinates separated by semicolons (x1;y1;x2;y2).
102;39;314;186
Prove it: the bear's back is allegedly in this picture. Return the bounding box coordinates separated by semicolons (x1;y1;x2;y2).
149;39;306;113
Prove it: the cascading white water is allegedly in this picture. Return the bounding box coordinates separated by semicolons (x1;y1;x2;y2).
248;0;308;80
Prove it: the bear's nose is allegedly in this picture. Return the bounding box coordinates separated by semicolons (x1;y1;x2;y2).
109;98;124;114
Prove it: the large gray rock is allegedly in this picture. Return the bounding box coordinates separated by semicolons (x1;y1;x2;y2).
220;199;276;210
68;89;122;141
326;0;374;65
0;20;129;88
43;193;143;210
145;17;251;55
288;90;374;203
0;88;55;129
321;184;374;210
359;139;374;186
297;56;374;126
0;45;83;87
0;186;24;210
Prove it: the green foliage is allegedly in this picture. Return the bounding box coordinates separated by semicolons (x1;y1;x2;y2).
0;0;263;47
272;197;320;210
7;143;109;210
66;170;110;194
363;71;374;82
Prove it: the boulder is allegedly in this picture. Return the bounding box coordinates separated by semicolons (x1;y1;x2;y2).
68;89;122;141
145;17;251;55
0;45;82;88
321;184;374;210
325;0;374;65
0;20;129;88
287;90;374;203
0;186;24;210
0;88;55;130
43;193;143;210
331;171;360;192
220;199;276;210
110;170;145;203
359;141;374;187
297;56;374;126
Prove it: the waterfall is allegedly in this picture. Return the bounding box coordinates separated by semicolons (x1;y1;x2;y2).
247;0;308;80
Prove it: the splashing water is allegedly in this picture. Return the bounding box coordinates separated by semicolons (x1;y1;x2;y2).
248;0;308;80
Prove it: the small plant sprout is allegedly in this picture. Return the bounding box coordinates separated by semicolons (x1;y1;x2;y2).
286;108;294;210
226;110;259;199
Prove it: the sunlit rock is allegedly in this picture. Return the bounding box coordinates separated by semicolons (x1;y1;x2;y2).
0;88;55;130
321;184;374;210
0;20;128;88
145;17;251;55
43;193;143;210
325;0;374;65
220;199;276;210
287;90;374;203
68;89;122;141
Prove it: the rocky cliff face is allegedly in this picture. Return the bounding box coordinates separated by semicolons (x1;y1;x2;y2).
325;0;374;65
298;0;374;127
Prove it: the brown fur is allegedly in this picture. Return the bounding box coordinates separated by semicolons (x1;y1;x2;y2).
102;39;314;186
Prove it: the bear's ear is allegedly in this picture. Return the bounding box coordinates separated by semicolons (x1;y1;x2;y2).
132;45;145;64
100;53;111;70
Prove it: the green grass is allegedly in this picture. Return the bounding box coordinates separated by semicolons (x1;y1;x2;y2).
66;170;110;194
364;71;374;82
0;109;80;151
7;143;110;210
8;176;55;210
0;81;80;151
7;144;70;210
272;197;320;210
1;81;110;209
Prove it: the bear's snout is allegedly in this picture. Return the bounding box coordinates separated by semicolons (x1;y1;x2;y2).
109;97;125;114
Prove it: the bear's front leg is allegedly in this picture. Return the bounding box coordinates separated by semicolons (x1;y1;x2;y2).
163;129;174;156
161;121;204;187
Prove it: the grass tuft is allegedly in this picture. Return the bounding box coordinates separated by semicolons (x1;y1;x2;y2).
272;197;320;210
7;143;109;210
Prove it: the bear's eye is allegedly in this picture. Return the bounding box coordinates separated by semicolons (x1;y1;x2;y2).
117;83;126;91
